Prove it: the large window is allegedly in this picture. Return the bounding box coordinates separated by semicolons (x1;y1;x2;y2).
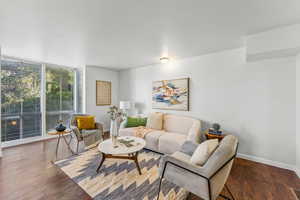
46;66;76;130
1;59;42;141
1;58;80;143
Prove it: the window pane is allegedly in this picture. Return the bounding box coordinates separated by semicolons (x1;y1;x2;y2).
62;70;74;111
1;59;42;142
45;113;60;131
76;68;83;113
1;118;20;141
46;66;75;130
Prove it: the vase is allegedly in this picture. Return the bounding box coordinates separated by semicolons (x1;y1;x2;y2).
55;123;66;132
110;119;119;147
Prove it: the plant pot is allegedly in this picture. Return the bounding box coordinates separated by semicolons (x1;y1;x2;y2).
56;123;66;132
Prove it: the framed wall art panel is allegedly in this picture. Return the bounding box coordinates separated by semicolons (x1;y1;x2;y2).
96;80;111;106
152;78;189;111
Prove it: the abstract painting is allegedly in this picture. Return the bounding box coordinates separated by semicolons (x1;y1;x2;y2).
152;78;189;111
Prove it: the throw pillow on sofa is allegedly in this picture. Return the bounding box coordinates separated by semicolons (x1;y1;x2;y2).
126;117;147;128
146;112;163;130
190;139;219;166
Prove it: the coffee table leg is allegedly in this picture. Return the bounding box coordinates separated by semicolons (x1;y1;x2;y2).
134;152;142;175
97;153;106;173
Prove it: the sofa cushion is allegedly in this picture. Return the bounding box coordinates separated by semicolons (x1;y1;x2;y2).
190;139;219;166
118;128;136;137
144;131;164;151
159;132;187;154
146;112;163;130
163;114;196;135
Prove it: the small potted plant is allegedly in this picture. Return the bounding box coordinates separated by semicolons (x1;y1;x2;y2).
55;120;66;132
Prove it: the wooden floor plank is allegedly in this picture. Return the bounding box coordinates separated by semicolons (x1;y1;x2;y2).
0;137;299;200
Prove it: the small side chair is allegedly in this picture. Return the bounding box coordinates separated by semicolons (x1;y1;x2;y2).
157;135;238;200
70;114;104;153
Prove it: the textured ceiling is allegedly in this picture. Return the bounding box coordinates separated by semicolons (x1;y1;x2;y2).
0;0;300;68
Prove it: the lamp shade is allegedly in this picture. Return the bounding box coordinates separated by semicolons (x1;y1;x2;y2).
120;101;131;109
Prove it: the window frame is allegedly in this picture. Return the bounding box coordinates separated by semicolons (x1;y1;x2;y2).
45;64;77;131
1;55;80;143
1;57;43;141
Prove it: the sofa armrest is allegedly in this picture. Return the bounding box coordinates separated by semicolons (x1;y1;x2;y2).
187;120;201;143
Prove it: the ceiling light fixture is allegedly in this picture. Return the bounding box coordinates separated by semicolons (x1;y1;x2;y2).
160;57;169;64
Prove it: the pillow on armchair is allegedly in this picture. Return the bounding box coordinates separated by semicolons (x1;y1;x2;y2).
190;139;219;166
76;116;96;129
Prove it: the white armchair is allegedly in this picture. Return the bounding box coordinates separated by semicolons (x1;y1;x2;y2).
157;135;238;200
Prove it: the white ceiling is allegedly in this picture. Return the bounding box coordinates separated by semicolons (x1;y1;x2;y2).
0;0;300;69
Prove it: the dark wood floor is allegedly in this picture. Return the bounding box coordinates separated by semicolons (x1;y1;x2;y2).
0;137;299;200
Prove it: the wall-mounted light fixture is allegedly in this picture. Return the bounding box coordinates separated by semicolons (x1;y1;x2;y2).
160;57;169;64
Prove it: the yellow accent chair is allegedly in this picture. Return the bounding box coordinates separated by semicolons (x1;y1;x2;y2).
70;114;104;153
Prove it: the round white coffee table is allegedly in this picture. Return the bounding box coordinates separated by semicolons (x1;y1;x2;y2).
97;136;146;175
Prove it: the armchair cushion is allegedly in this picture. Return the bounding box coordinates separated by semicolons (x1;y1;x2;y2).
81;129;99;137
190;139;219;166
159;151;207;179
76;116;95;129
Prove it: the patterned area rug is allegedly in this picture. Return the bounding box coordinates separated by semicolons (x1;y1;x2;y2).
55;148;188;200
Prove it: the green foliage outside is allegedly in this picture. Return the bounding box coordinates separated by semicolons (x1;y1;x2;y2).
46;67;74;111
1;61;74;113
1;61;41;114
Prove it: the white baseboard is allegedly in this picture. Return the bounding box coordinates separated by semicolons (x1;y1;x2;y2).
2;134;61;148
237;153;296;172
295;167;300;178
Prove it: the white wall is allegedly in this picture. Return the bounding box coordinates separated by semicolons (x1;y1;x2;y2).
0;47;2;157
119;48;296;166
85;66;119;131
247;24;300;56
296;54;300;176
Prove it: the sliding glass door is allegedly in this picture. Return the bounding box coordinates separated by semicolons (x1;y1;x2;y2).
1;59;42;142
0;57;80;143
46;65;76;131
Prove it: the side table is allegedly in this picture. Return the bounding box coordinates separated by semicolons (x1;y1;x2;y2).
48;129;77;159
205;130;226;142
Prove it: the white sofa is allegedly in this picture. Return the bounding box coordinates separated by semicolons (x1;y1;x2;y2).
119;114;201;154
